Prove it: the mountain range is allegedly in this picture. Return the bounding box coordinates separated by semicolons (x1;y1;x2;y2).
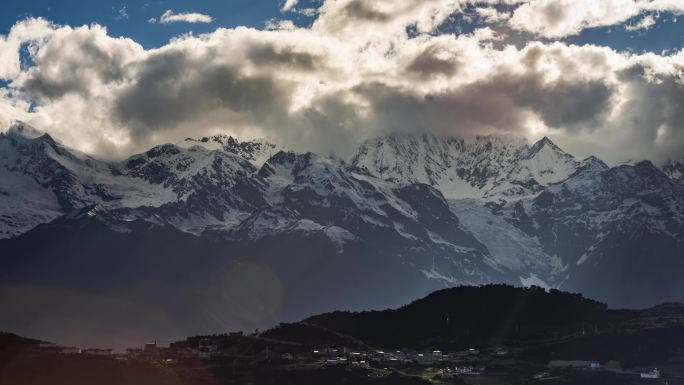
0;121;682;349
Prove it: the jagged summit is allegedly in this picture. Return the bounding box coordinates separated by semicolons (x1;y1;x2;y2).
528;136;560;154
662;158;684;183
181;134;281;166
5;120;47;140
351;132;584;200
580;155;608;169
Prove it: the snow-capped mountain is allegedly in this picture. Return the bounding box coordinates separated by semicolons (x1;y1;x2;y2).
1;120;683;346
500;160;684;306
0;122;263;237
181;134;281;167
351;133;580;200
662;159;684;184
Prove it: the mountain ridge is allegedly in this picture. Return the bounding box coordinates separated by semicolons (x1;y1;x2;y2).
1;121;683;348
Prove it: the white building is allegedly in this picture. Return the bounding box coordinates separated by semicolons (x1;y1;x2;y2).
640;368;660;379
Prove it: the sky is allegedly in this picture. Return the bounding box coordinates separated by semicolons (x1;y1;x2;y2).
0;0;683;165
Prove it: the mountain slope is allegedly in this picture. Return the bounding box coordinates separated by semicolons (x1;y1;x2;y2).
351;133;580;200
501;161;684;307
181;134;281;167
0;124;519;348
662;158;684;184
1;121;683;346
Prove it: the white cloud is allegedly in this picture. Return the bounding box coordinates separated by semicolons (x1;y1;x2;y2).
0;18;55;80
475;7;511;23
282;0;299;12
0;1;682;164
625;14;657;31
509;0;684;38
156;10;214;24
265;19;297;31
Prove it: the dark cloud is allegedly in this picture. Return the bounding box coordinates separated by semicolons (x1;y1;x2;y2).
612;63;684;162
352;69;614;138
505;74;614;129
405;46;460;79
246;43;323;71
114;48;294;139
341;1;391;23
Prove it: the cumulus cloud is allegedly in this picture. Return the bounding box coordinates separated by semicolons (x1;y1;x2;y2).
0;0;683;164
509;0;684;38
151;10;214;24
0;18;55;80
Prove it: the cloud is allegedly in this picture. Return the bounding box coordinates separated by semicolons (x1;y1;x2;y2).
475;6;511;23
509;0;684;38
625;14;657;31
20;24;142;100
0;1;683;164
281;0;299;12
115;6;129;21
0;18;55;80
312;0;464;36
154;10;214;24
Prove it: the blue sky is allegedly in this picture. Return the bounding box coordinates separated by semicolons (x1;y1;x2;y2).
569;13;683;54
1;1;682;53
0;0;288;48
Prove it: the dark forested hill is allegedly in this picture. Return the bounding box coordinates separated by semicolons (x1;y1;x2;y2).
303;285;620;349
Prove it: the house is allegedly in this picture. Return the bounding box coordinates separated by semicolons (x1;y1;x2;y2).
432;350;444;363
84;348;112;356
142;342;160;360
126;348;142;359
454;366;479;375
36;342;61;353
196;338;218;359
416;353;433;366
436;369;454;379
60;347;82;354
198;338;218;352
547;360;596;370
640;369;660;379
357;360;371;369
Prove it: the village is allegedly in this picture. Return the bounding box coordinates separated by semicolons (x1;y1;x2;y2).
31;331;669;384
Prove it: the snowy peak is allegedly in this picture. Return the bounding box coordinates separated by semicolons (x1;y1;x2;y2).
511;136;579;187
352;133;588;200
2;122;59;157
182;134;281;166
5;121;48;141
258;151;311;180
662;159;684;183
528;136;561;155
578;156;609;172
